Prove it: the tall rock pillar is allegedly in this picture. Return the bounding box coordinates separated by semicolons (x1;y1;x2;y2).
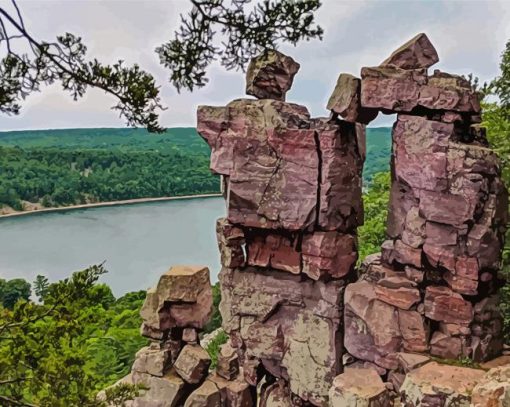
197;50;365;406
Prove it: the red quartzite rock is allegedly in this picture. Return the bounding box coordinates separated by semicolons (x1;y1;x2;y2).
246;232;301;274
245;49;300;101
184;379;222;407
360;67;480;114
216;218;245;269
219;266;344;406
424;286;473;325
259;380;292;407
344;280;401;370
326;73;378;124
216;341;239;381
140;265;213;336
392;114;452;192
400;362;485;406
174;344;211;384
198;99;317;231
380;33;439;69
313;118;365;232
329;367;391;406
301;231;357;280
360;65;427;112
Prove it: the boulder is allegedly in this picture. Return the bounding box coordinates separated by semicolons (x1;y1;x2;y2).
392;114;452;192
400;362;485;406
217;341;239;381
381;33;439;69
326;73;378;124
246;50;300;101
344;280;401;370
360;66;427;112
328;367;391;406
374;284;420;310
361;66;480;113
259;381;292;407
184;379;222;407
174;344;211;384
429;331;464;359
420;70;481;113
424;286;473;325
140;265;213;335
183;328;198;344
396;352;430;373
130;370;187;407
471;365;510;407
131;343;173;377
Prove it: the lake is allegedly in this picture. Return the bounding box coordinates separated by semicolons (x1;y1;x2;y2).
0;197;225;296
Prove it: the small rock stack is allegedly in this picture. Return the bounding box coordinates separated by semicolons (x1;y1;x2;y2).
104;265;252;406
339;33;509;383
197;50;365;405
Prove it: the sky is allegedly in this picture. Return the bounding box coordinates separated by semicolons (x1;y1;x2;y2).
0;0;509;131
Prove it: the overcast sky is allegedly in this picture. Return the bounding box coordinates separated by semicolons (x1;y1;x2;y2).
0;0;509;131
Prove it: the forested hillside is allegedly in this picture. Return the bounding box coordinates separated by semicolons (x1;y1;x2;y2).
0;127;392;212
0;128;220;211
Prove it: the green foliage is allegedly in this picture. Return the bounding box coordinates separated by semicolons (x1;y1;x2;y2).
205;329;229;370
0;128;220;210
0;266;148;406
33;275;49;302
157;0;323;92
482;102;510;341
203;282;222;334
0;277;31;309
490;39;510;110
357;172;391;263
364;127;392;183
0;0;324;131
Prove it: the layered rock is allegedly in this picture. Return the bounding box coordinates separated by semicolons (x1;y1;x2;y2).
328;367;391;406
198;48;366;406
100;266;254;406
245;50;300;101
400;362;485;406
343;32;508;372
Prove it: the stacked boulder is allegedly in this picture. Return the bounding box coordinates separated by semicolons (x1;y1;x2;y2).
197;50;365;406
103;265;252;406
336;33;508;388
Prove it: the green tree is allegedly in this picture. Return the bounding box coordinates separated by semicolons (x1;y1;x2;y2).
0;0;323;131
0;278;31;309
481;39;510;341
0;265;141;407
357;172;391;263
33;275;49;302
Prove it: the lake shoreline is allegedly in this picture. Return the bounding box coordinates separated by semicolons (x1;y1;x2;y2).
0;193;223;219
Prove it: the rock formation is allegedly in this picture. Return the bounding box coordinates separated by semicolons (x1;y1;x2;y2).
103;33;509;407
342;33;508;378
100;265;253;406
195;33;509;406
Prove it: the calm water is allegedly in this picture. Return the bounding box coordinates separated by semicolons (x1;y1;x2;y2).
0;197;225;296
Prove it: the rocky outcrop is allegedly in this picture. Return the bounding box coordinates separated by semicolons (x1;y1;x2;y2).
328;367;391;406
195;32;509;406
400;362;485;406
472;365;510;407
198;44;365;405
100;33;509;407
342;32;508;373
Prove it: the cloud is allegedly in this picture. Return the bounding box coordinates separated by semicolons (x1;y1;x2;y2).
0;0;509;130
